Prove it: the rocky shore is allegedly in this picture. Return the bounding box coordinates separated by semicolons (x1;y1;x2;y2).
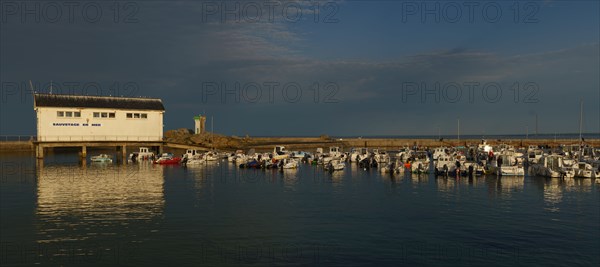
164;128;599;151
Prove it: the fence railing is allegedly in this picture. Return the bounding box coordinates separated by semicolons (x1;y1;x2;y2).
35;136;163;142
0;135;37;142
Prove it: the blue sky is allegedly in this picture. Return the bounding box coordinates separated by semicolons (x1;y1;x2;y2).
1;0;598;136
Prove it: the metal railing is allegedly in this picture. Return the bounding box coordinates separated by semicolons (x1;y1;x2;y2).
0;135;37;142
35;136;163;142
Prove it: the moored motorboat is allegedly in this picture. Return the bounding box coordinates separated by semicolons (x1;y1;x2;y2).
154;153;181;164
273;146;290;160
283;158;299;169
325;159;345;172
129;147;155;162
572;162;599;178
91;154;113;163
529;155;574;178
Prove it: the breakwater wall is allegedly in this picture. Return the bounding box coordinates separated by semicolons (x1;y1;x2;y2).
0;141;35;152
2;138;598;153
240;137;599;151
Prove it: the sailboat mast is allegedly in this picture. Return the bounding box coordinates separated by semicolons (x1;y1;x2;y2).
457;118;460;144
579;100;583;142
535;113;538;136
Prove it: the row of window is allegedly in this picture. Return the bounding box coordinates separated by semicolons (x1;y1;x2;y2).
56;111;148;119
127;113;148;119
57;111;81;117
93;112;116;118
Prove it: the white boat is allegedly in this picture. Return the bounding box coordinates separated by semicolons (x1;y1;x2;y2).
408;150;430;173
432;147;448;161
572;162;599;178
434;154;465;175
527;149;544;164
321;147;346;164
282;158;299;169
290;151;310;159
372;149;390;164
350;148;370;162
228;150;246;162
478;140;493;153
129;147;154;161
202;151;219;161
185;149;204;159
91;154;113;163
396;148;412;163
529;155;575;178
273;146;290;160
410;159;430;173
492;152;525;176
325;159;345;171
329;147;346;160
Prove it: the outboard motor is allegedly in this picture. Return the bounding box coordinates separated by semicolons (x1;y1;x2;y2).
359;158;370;169
370;157;378;168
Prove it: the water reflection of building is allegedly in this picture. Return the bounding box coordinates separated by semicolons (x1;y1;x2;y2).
36;163;165;243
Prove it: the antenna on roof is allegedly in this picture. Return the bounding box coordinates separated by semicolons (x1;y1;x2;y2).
50;80;53;94
29;80;35;93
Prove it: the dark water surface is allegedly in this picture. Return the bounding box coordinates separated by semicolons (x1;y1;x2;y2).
1;152;599;266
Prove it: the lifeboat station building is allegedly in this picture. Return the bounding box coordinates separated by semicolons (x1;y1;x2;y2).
33;93;165;159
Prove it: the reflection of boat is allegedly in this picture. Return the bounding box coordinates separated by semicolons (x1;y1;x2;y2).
184;157;205;165
380;160;403;174
90;154;113;163
153;153;181;164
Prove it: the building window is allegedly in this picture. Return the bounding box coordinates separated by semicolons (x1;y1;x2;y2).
74;112;81;117
57;111;64;117
134;113;140;118
101;112;108;118
141;113;147;119
127;113;133;118
65;111;73;117
109;112;115;118
94;112;100;118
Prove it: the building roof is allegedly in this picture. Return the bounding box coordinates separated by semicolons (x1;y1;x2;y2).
34;94;165;111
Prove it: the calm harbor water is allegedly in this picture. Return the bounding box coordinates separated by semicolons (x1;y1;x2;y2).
1;152;599;266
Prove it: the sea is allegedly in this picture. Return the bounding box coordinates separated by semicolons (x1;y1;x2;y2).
1;151;598;266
